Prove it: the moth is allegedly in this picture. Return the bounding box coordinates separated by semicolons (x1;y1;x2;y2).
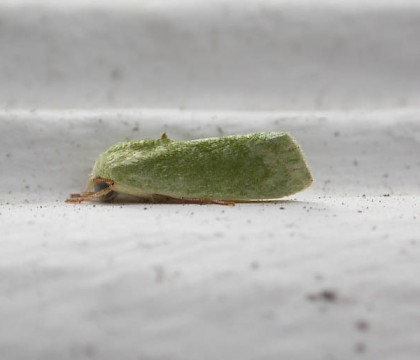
66;132;312;205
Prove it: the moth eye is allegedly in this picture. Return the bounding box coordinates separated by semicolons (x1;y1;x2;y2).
94;181;117;202
94;181;110;192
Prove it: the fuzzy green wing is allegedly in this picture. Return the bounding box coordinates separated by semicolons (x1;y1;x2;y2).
93;132;312;200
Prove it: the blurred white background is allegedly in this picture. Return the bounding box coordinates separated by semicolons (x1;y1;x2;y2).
1;0;420;110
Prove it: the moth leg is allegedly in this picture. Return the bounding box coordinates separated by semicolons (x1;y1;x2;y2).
65;187;113;203
196;198;236;206
65;178;115;203
151;194;235;206
214;199;236;206
69;192;94;198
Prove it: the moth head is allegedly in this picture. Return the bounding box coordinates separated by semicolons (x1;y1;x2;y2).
93;179;117;202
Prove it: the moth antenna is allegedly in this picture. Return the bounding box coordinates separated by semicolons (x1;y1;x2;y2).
65;178;114;203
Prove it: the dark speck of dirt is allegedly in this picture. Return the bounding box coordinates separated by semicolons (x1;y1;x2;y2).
111;68;123;80
314;273;324;281
354;342;367;354
84;344;96;357
307;289;338;303
355;320;369;332
250;261;260;270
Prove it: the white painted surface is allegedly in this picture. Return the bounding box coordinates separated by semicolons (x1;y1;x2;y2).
1;110;419;359
1;196;419;360
1;1;420;359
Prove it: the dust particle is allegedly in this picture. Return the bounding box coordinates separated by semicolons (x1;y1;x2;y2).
250;261;260;270
355;320;369;332
307;289;338;303
354;342;367;354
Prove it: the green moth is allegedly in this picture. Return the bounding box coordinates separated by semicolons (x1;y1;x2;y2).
66;132;312;205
